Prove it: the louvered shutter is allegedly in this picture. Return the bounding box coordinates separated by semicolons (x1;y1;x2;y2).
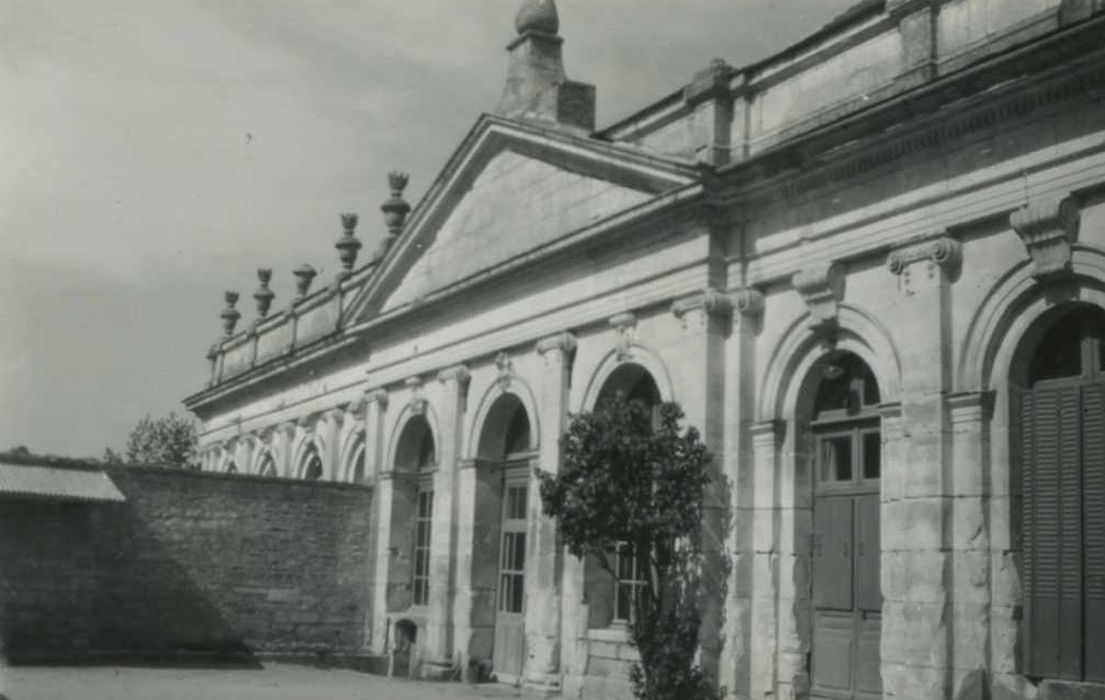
1018;385;1083;680
1083;381;1105;682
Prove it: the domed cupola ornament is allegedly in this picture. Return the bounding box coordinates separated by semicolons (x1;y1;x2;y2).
515;0;559;36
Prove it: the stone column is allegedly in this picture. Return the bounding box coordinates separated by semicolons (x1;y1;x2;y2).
948;391;995;697
883;237;961;699
422;364;470;677
274;421;295;478
365;389;391;655
749;419;784;699
524;332;577;692
671;288;733;685
721;289;764;700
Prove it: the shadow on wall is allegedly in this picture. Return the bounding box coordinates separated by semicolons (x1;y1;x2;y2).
0;498;258;668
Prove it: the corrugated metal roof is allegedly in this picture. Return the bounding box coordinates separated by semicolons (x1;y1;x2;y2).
0;461;126;502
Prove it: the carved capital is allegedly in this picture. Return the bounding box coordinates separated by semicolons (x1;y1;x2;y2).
609;312;637;362
437;364;471;386
887;236;962;295
887;236;962;275
732;288;765;317
536;332;577;357
366;388;389;410
671;287;733;319
792;262;845;331
1010;194;1080;280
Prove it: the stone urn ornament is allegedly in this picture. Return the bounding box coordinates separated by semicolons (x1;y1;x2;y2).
253;268;275;317
335;212;362;278
220;291;241;336
293;264;317;298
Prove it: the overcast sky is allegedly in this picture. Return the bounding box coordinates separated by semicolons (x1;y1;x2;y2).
0;0;858;458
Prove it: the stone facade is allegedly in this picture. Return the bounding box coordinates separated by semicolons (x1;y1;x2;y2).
185;1;1105;698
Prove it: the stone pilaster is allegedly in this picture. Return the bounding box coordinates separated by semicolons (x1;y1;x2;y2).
671;288;733;686
883;236;961;699
365;389;391;655
421;364;470;676
721;288;763;700
524;332;576;692
749;419;784;699
947;391;995;696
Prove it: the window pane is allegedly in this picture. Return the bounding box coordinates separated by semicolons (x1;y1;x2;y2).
616;583;632;621
863;432;881;480
820;436;852;482
513;533;526;571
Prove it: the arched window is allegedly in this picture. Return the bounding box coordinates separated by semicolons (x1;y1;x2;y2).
393;416;436;609
588;362;661;629
226;461;238;475
1013;305;1105;682
302;444;323;481
351;442;366;483
257;451;276;477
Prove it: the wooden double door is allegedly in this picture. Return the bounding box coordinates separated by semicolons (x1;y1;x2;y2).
492;469;528;684
810;424;883;700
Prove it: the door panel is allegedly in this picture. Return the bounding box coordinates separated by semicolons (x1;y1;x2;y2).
812;424;881;700
812;612;854;692
813;496;853;610
854;494;881;613
492;480;527;683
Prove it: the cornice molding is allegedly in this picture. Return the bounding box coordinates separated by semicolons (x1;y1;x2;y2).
1009;193;1080;280
725;33;1105;213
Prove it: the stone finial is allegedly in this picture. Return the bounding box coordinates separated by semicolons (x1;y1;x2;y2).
253;268;275;318
293;264;317;298
1010;194;1080;280
498;0;595;130
515;0;559;35
335;212;362;279
220;291;241;337
376;172;411;260
793;262;845;331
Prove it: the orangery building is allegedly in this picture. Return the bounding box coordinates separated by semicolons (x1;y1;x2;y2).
184;1;1105;698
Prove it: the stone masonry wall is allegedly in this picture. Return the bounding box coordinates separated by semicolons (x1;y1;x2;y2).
0;465;373;664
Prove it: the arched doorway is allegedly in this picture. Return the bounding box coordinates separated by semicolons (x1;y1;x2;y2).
390;415;436;613
800;351;882;700
584;363;661;630
472;393;534;684
1012;304;1105;683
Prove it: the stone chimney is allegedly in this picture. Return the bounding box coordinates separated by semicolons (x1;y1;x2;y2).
497;0;595;131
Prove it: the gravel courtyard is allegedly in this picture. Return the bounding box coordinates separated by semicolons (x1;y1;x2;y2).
1;664;540;700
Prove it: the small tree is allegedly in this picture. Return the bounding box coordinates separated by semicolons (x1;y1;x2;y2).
539;396;721;700
125;412;198;468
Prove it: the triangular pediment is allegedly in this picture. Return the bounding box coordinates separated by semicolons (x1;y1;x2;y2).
345;115;697;323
